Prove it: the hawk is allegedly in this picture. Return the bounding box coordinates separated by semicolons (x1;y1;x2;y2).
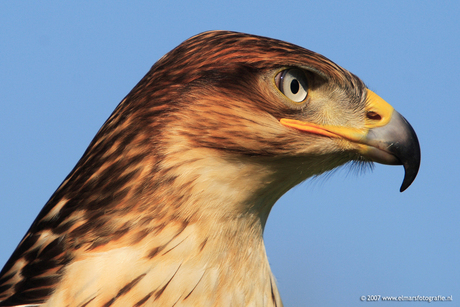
0;31;420;307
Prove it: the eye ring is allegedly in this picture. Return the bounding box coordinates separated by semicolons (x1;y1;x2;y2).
275;68;308;102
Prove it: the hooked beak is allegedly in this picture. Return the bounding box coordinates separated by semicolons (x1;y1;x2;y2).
280;90;421;192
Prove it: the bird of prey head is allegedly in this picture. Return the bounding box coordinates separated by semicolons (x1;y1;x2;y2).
0;31;420;307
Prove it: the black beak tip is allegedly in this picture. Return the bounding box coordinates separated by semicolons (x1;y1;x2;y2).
400;162;420;192
398;117;421;192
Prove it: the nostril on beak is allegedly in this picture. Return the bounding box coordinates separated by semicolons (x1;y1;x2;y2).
367;111;382;121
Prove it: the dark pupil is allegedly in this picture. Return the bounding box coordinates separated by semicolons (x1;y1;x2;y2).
290;79;300;94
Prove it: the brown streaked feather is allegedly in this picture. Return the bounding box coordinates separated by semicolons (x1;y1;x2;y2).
0;30;369;307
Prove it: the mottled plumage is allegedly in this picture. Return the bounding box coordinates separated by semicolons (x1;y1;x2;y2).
0;31;420;306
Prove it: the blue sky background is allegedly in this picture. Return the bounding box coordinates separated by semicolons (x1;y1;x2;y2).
1;1;459;306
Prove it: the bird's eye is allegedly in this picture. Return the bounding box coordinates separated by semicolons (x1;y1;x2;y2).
275;68;308;102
